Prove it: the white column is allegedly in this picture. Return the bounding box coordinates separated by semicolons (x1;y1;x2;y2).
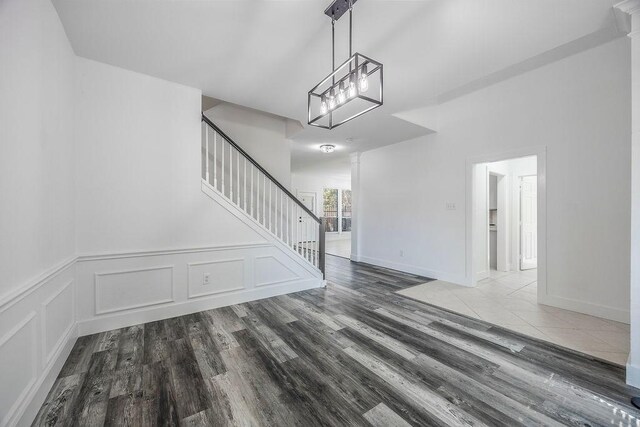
350;152;361;262
616;0;640;388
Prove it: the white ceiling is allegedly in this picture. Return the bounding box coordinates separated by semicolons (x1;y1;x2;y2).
53;0;621;172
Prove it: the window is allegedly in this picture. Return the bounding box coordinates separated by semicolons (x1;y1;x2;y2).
323;188;351;233
342;189;352;232
323;188;339;232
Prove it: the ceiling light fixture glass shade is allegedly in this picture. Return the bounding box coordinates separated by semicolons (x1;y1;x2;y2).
308;0;383;130
319;144;336;153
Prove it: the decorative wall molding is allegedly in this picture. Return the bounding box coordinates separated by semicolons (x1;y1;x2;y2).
0;256;77;313
187;258;245;298
94;265;175;315
0;312;38;427
254;255;300;287
201;180;323;278
40;280;75;365
77;277;320;336
78;242;270;262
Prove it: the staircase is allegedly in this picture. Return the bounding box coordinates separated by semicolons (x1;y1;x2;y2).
201;115;326;277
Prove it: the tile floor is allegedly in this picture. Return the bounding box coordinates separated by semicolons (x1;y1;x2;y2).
325;238;351;258
397;269;630;365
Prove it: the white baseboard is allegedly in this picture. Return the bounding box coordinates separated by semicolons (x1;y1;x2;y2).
77;278;320;336
627;361;640;388
16;324;78;427
475;270;489;282
538;293;630;324
356;255;468;286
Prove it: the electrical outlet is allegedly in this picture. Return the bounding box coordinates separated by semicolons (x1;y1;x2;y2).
400;250;404;257
203;273;211;285
446;202;456;210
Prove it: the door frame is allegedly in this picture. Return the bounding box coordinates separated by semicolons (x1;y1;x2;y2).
465;146;546;302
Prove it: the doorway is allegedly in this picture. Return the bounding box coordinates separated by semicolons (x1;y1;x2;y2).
478;161;538;279
323;188;352;258
466;148;545;294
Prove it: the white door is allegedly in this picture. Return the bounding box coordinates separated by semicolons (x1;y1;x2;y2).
298;192;316;213
296;192;316;249
520;176;537;270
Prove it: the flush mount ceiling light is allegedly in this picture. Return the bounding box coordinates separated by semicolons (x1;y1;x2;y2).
319;144;336;153
308;0;383;130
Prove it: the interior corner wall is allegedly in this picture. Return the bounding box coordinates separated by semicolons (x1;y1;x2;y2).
203;103;292;188
357;37;631;322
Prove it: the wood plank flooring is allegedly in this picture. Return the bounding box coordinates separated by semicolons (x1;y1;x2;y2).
34;255;640;426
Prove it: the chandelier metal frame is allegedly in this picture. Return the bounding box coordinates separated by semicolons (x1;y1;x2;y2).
307;0;383;130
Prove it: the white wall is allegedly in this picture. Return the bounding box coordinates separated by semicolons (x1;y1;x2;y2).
0;0;76;300
0;0;77;425
204;103;292;188
357;37;631;322
75;58;262;254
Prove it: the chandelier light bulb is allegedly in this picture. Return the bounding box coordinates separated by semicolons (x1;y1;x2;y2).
320;96;328;115
348;75;357;98
328;89;336;110
359;65;369;92
338;82;346;104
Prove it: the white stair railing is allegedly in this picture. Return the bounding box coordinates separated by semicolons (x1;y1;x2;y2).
201;115;325;275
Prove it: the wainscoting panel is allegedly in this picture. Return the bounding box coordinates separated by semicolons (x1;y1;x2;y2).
0;258;78;427
75;242;323;336
94;266;174;315
188;258;245;298
41;280;75;365
0;313;37;427
254;255;299;287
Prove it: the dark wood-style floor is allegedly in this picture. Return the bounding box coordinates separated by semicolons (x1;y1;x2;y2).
34;255;640;426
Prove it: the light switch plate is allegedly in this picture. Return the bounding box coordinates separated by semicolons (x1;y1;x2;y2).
446;202;456;210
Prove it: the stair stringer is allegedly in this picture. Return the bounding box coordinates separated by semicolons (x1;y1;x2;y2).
200;179;323;281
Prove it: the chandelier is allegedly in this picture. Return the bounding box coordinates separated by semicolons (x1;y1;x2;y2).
307;0;383;130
